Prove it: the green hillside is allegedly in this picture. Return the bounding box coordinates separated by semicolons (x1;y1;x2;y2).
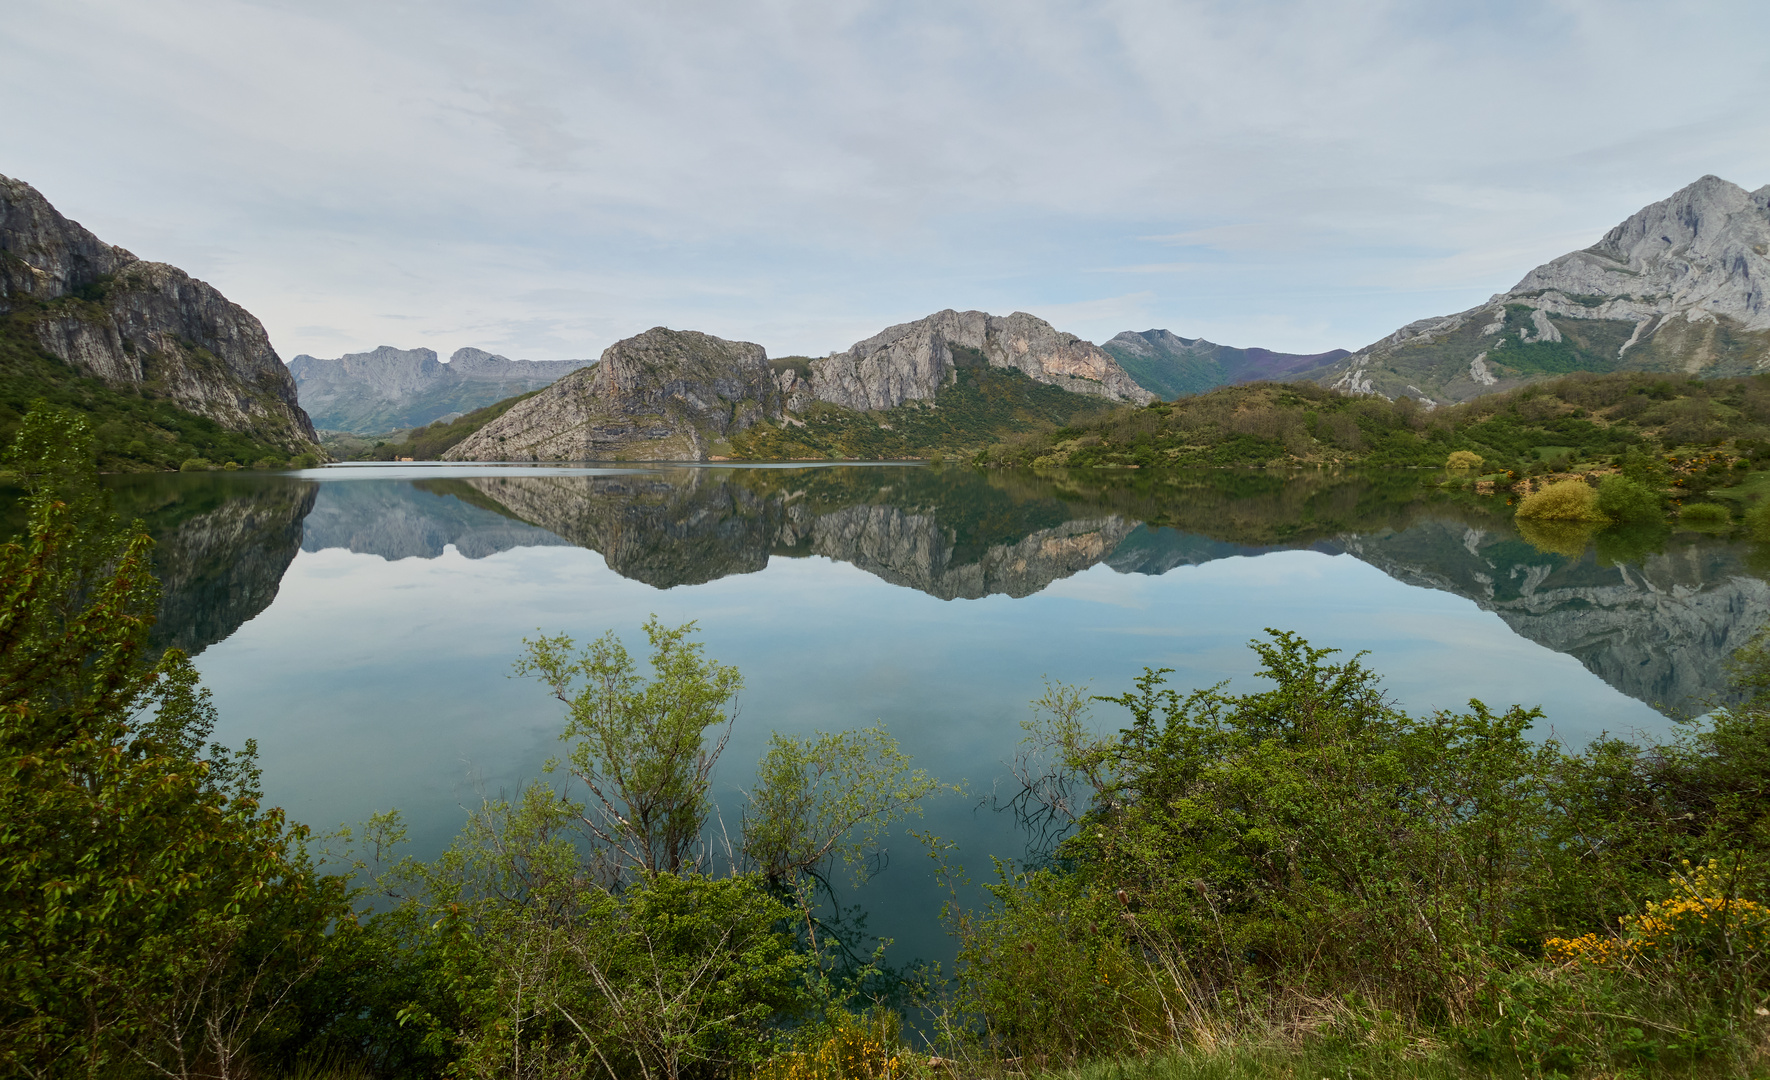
347;389;544;460
728;364;1112;460
977;370;1770;484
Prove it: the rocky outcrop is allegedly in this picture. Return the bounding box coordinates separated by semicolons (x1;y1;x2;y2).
289;346;594;433
445;312;1152;462
812;310;1153;410
0;174;318;451
445;328;780;462
1101;329;1350;400
1316;175;1770;405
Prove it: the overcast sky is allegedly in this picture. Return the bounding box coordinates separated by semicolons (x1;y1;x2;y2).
6;0;1768;363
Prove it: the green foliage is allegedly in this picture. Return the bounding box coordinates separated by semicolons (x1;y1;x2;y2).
343;789;809;1080
1680;501;1732;524
517;616;743;878
1515;478;1608;521
1596;473;1663;522
731;366;1110;460
971;371;1770;475
0;405;346;1077
744;725;940;888
0;313;306;471
949;628;1770;1075
351;389;543;461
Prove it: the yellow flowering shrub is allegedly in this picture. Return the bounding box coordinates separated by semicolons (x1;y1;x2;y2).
753;1011;909;1080
1547;859;1770;967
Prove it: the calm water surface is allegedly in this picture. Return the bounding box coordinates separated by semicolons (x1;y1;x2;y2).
77;464;1770;968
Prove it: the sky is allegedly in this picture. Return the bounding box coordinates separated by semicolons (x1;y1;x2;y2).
5;0;1769;363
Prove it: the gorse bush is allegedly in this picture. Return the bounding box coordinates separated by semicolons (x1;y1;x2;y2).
1596;473;1663;522
1445;449;1484;469
1516;477;1608;521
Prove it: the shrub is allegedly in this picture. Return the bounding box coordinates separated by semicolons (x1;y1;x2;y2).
1680;501;1731;525
178;457;214;472
289;452;320;469
1596;474;1662;523
1516;478;1609;522
1445;450;1484;470
1747;500;1770;541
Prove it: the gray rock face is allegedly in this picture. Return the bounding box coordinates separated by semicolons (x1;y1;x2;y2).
289;346;594;433
1318;175;1770;404
813;309;1154;410
445;327;779;462
0;174;318;450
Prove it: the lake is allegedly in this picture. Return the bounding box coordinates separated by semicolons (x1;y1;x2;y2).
62;463;1770;970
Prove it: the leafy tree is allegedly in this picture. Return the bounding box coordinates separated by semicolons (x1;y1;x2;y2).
0;404;346;1078
1596;473;1664;522
517;617;742;879
742;726;941;968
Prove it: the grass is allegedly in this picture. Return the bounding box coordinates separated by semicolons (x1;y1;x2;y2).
350;389;543;460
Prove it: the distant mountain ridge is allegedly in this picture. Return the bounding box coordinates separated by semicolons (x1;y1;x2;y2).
289;346;594;433
445;310;1152;462
1102;329;1350;399
1315;175;1770;404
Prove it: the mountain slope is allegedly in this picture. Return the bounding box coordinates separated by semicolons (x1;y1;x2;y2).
1316;175;1770;404
803;309;1153;410
446;328;779;461
0;174;318;459
289;346;593;432
1102;329;1350;399
447;311;1148;462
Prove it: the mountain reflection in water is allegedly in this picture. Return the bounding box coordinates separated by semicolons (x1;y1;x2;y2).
92;465;1770;716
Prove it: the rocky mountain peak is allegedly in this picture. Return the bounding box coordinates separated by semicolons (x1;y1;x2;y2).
1318;174;1770;404
812;308;1153;410
444;327;778;462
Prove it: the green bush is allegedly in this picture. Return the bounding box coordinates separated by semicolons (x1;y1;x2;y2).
0;406;347;1076
178;457;214;472
1680;501;1731;524
1747;500;1770;541
1596;473;1662;522
1516;478;1609;521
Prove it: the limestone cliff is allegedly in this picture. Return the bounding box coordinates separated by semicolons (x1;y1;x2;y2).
447;312;1149;462
0;174;318;450
445;328;779;462
1315;175;1770;405
289;345;594;433
810;310;1153;410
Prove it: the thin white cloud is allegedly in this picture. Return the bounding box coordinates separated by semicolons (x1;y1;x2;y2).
2;0;1766;360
